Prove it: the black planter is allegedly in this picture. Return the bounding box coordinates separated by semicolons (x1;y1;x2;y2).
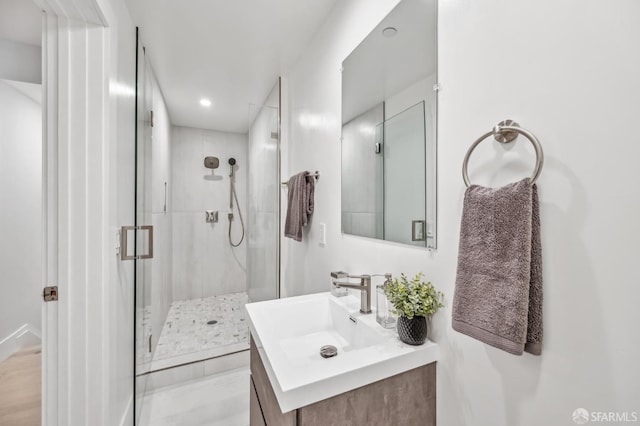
397;315;427;345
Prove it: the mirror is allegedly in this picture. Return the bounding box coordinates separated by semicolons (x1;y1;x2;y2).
341;0;437;248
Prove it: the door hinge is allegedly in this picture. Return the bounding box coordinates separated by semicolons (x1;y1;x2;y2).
148;334;152;353
150;110;154;127
43;286;58;302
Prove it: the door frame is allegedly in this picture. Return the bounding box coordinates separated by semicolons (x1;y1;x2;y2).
35;0;119;424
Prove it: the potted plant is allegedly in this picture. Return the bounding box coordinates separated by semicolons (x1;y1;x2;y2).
382;273;444;345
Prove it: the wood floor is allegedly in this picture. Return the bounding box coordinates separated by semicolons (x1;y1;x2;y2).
0;346;41;426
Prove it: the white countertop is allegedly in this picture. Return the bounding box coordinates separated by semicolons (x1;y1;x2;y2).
245;291;439;413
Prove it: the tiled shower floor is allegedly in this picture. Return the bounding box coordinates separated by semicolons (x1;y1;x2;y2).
151;292;250;370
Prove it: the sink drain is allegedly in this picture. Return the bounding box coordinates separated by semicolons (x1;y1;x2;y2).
320;345;338;359
207;320;218;325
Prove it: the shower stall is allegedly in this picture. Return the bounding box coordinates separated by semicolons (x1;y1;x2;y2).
132;31;281;423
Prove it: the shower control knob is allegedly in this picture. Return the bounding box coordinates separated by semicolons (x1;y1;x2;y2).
205;210;218;223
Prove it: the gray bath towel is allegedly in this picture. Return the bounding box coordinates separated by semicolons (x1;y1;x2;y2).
452;178;543;355
284;171;315;241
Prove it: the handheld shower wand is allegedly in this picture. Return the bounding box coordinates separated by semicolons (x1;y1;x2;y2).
228;157;236;208
227;158;245;247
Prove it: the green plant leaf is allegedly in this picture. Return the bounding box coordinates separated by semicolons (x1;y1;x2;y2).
382;272;444;318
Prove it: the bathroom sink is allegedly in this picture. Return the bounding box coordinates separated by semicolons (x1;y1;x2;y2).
246;292;439;412
264;293;386;359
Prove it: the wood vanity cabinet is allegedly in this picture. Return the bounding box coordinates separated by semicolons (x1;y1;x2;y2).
249;337;436;426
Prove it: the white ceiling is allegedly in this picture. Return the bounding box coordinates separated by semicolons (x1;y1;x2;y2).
0;0;42;46
125;0;339;133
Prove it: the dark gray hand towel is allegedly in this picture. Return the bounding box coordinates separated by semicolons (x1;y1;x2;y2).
452;178;543;355
284;171;315;242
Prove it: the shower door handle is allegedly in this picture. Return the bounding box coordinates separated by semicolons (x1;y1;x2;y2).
120;225;154;260
411;220;426;242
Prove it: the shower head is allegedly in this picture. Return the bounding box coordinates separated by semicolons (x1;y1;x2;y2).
228;158;236;166
204;156;220;169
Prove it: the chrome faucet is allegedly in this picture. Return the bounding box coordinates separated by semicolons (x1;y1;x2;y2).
331;272;372;314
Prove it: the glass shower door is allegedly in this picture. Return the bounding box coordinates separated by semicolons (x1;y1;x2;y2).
247;82;281;303
383;101;427;246
131;42;282;421
133;30;165;423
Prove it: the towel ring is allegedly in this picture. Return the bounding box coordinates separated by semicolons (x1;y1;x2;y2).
462;120;544;187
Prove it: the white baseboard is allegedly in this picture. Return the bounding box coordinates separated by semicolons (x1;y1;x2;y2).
0;323;42;364
119;394;133;426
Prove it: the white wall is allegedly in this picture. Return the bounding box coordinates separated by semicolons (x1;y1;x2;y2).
0;79;42;356
283;0;640;425
0;39;41;84
171;126;248;301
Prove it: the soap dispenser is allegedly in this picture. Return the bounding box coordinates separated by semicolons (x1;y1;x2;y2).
376;273;397;329
330;271;349;297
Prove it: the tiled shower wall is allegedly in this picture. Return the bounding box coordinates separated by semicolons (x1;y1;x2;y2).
341;103;383;240
170;126;248;301
247;84;280;303
141;71;173;369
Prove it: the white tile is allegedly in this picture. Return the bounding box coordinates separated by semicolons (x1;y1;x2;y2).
136;306;153;368
341;211;352;234
202;130;232;212
150;214;172;351
145;361;205;392
152;90;171;214
351;212;377;238
172;213;204;300
151;342;249;372
203;220;247;298
171;126;249;302
246;107;279;304
204;350;249;377
139;367;250;426
171;126;205;212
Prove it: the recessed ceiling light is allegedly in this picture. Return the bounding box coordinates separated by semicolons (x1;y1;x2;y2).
382;27;398;38
200;98;212;107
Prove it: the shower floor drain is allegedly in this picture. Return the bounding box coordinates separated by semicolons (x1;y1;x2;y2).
207;320;218;325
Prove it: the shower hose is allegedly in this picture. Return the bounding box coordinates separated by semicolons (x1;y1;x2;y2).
228;181;245;247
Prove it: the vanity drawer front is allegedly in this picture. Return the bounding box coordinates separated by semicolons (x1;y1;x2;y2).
297;362;436;426
250;337;296;426
250;376;266;426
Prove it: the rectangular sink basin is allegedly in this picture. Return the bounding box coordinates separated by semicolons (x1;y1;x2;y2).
267;293;386;358
246;292;439;412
